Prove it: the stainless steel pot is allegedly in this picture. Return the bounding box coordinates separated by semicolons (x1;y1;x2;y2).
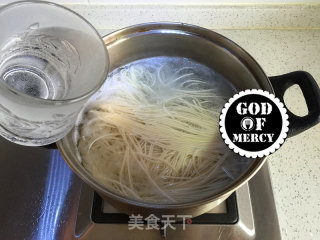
57;22;320;218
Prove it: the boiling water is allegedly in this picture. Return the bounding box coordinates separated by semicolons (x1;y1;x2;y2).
76;56;251;204
95;56;237;103
0;25;81;99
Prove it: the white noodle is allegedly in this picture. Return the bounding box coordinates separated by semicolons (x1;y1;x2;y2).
77;57;244;203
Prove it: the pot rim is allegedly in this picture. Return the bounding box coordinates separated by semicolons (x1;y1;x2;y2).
58;22;271;209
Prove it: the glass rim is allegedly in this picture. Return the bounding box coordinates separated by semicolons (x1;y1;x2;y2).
0;0;109;104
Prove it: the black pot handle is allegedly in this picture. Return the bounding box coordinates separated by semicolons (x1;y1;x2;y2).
269;71;320;137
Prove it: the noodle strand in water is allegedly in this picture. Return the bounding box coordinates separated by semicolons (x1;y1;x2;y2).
77;57;242;203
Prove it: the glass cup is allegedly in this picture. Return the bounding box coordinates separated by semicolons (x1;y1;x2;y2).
0;1;109;146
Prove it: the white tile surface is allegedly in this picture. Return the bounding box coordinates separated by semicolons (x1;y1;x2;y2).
67;4;320;30
88;0;320;4
1;2;319;30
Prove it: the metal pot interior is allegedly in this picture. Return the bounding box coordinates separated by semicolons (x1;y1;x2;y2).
58;23;272;213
